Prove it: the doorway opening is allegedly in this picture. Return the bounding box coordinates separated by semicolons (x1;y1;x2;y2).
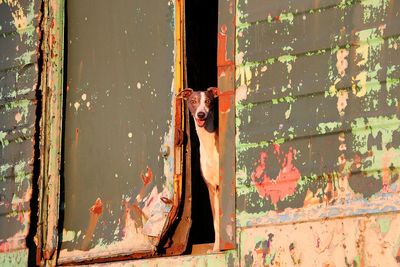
185;0;219;253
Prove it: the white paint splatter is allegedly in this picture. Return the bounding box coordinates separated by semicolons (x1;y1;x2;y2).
128;132;133;138
74;102;80;111
137;82;141;89
81;93;87;101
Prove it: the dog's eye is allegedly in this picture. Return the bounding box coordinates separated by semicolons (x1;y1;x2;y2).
205;99;211;104
190;100;196;104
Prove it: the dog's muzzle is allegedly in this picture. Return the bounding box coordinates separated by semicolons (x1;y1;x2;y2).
195;112;207;127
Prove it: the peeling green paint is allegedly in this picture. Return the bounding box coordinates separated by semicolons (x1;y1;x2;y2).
279;12;294;25
317;122;343;135
14;161;29;185
5;99;31;123
0;131;9;148
351;115;400;155
15;50;35;66
377;217;391;234
361;0;389;23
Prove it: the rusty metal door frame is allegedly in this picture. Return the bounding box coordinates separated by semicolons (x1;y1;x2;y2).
217;0;236;250
37;0;186;265
37;0;64;266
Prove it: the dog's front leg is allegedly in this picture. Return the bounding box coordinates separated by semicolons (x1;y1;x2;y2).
207;183;221;252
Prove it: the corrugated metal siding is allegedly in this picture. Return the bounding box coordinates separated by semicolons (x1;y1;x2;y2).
236;0;400;225
0;0;41;254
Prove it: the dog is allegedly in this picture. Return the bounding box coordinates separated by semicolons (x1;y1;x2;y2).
180;87;220;252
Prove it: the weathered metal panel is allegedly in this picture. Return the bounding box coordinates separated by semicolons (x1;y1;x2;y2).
239;212;400;266
0;0;41;258
236;0;400;227
59;0;182;263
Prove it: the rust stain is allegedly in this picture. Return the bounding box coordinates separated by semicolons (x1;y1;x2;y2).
75;127;79;145
81;198;103;251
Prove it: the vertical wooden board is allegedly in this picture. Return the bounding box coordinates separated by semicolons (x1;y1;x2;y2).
217;0;236;250
59;0;180;263
235;0;400;227
0;0;41;254
239;213;400;266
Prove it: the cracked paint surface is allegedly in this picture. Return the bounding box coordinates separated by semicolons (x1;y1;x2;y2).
236;0;400;228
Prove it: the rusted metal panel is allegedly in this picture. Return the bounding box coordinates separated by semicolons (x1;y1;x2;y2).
236;0;400;227
239;212;400;266
58;0;183;264
217;0;236;250
0;0;41;259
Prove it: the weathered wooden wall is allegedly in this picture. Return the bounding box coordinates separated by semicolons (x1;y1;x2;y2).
0;0;41;263
235;0;400;265
2;0;400;266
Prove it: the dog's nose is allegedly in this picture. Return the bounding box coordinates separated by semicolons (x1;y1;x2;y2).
197;112;206;119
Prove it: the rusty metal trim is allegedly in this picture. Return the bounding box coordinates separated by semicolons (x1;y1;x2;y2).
159;0;185;246
217;0;236;251
37;0;65;266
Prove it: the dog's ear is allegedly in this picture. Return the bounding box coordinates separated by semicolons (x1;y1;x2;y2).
177;88;193;99
207;87;219;98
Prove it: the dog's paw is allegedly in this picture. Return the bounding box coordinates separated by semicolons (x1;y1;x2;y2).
211;244;220;253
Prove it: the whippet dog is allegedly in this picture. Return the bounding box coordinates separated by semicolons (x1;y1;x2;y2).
181;87;220;252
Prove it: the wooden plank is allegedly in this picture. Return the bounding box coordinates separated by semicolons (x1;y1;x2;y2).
238;39;400;105
237;0;341;24
237;0;400;63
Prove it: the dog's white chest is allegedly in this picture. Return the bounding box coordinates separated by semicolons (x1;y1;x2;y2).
196;128;219;187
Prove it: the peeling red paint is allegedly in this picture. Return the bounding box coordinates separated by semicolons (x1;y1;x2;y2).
217;24;233;78
219;90;234;113
140;166;153;186
251;145;301;206
81;198;103;251
90;198;103;215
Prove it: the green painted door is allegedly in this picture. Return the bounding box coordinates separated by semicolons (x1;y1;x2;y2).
59;0;182;263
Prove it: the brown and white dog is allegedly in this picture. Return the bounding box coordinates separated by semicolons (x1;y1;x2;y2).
180;87;220;252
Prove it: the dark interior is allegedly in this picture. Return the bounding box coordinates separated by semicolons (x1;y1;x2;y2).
185;0;219;249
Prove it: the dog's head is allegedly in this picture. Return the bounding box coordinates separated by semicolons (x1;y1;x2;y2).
180;87;219;127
